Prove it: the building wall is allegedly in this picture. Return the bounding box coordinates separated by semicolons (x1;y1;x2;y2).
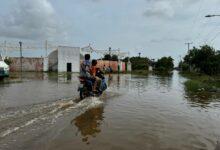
48;50;58;72
58;46;80;72
96;60;126;72
10;57;43;72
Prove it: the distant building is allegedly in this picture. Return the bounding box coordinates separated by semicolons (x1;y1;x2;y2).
47;46;80;72
149;65;153;71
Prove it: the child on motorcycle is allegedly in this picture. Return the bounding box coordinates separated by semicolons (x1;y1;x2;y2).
80;54;91;78
90;59;101;92
80;54;93;91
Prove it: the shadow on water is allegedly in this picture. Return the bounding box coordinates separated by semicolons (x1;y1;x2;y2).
71;106;104;145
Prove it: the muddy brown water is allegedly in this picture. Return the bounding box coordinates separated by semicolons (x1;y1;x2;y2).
0;72;220;150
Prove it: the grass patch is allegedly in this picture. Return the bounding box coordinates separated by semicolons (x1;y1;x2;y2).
184;80;212;92
182;72;220;92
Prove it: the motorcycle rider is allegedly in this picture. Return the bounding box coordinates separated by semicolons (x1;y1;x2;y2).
90;59;101;92
80;54;92;92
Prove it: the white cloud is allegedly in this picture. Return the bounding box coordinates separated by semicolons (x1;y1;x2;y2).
0;0;62;40
144;1;175;18
144;0;202;18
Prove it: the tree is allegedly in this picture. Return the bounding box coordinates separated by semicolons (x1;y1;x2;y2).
122;57;129;62
129;57;149;70
111;55;118;61
180;45;220;75
103;54;111;60
103;54;118;61
4;57;12;65
154;57;174;72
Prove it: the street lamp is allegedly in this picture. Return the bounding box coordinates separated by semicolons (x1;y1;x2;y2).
205;14;220;18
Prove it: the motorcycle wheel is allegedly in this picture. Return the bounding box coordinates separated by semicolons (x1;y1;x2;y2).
79;90;84;100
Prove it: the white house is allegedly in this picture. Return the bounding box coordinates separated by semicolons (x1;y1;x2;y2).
47;46;80;72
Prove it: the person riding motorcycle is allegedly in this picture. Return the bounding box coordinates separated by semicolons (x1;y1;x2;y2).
79;55;107;98
80;54;92;91
90;59;101;93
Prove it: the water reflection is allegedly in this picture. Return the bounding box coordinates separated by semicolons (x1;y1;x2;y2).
71;107;104;144
0;72;79;108
117;75;120;89
67;73;72;81
107;74;113;87
153;73;173;91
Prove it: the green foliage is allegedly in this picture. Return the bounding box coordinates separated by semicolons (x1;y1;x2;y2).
122;57;129;62
103;54;111;60
111;55;118;61
180;45;220;75
185;80;211;92
129;57;149;70
154;56;174;72
179;61;189;71
103;54;118;61
4;58;12;65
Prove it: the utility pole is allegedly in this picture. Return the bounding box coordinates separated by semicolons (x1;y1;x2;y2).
109;47;111;67
45;40;48;57
185;42;193;52
19;41;23;73
185;42;193;72
179;55;182;71
4;41;7;58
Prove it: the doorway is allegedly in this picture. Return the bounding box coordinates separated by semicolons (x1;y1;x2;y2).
67;63;72;72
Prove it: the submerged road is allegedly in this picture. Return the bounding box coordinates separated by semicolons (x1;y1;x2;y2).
0;72;220;150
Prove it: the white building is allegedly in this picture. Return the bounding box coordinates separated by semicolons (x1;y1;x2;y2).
46;46;80;72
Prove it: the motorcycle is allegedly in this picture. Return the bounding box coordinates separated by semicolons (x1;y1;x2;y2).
78;77;107;100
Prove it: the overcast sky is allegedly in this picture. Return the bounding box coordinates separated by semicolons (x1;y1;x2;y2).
1;0;220;65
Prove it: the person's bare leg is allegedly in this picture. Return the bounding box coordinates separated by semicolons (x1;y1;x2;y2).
93;81;97;92
93;77;101;92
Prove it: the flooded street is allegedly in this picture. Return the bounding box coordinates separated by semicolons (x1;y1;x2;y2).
0;72;220;150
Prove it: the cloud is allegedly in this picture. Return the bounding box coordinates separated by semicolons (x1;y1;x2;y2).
0;0;62;40
144;1;174;18
144;0;202;18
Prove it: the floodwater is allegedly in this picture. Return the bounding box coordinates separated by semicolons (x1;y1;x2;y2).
0;71;220;150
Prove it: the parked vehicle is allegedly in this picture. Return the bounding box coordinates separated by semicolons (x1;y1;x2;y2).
0;55;9;77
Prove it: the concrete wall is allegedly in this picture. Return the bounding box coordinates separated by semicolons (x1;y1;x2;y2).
43;57;48;72
96;60;126;72
58;46;80;72
48;50;58;72
127;62;132;71
10;57;43;72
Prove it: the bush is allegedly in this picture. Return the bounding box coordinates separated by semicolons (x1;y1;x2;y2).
129;57;149;70
154;56;174;72
4;58;12;65
181;45;220;75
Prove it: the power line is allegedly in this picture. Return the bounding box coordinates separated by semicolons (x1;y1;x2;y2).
0;41;57;51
